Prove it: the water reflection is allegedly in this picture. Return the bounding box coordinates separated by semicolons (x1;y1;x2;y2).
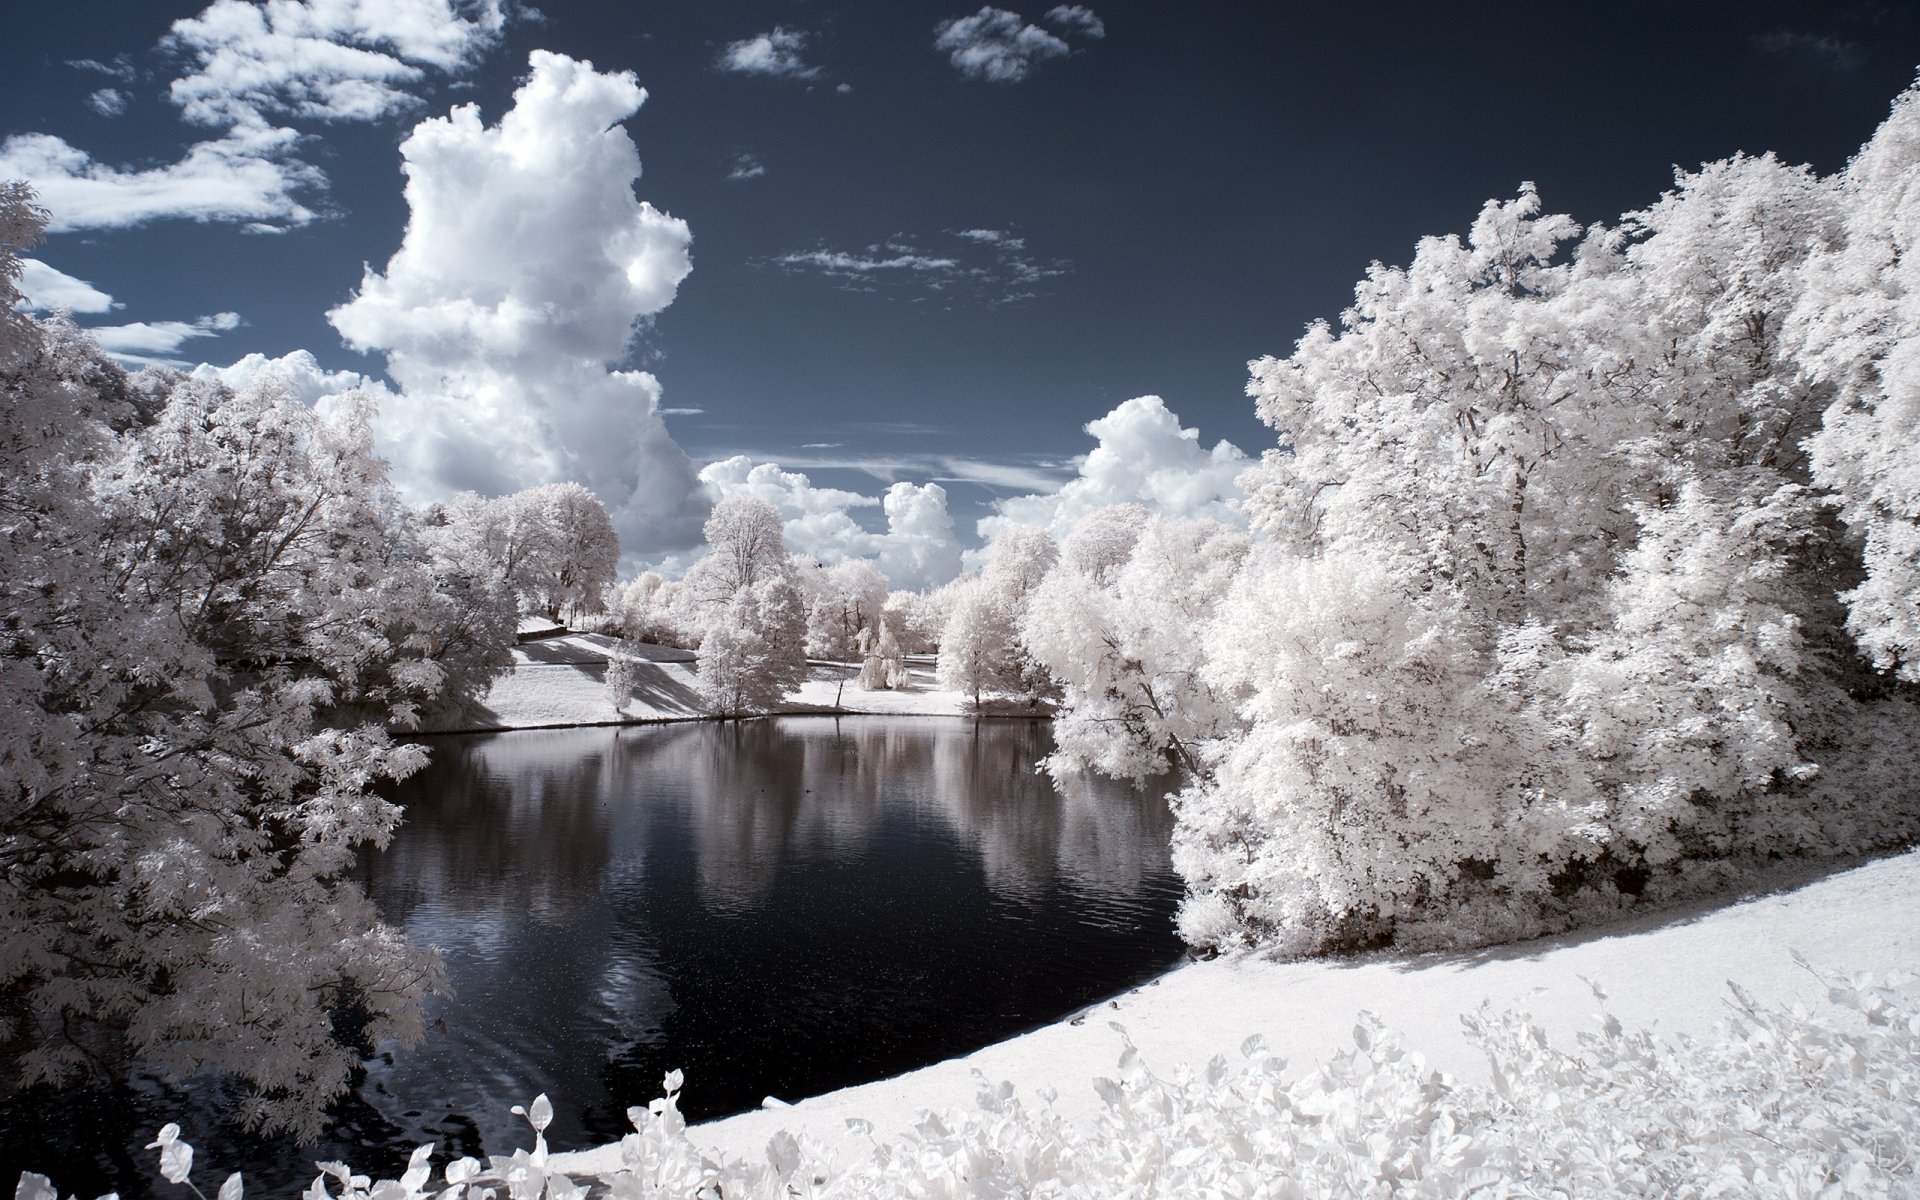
0;717;1182;1199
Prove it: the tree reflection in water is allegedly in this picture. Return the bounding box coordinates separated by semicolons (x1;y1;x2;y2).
358;717;1181;1167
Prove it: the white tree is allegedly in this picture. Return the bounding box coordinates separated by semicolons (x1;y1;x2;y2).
695;574;809;717
1023;515;1250;783
804;557;889;661
935;576;1018;708
858;618;910;690
1795;82;1920;681
0;189;511;1137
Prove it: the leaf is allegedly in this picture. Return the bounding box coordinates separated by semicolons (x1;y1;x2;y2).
766;1132;801;1180
526;1095;552;1133
661;1069;683;1095
158;1140;194;1185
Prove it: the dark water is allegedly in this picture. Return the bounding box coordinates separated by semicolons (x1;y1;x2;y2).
3;717;1183;1197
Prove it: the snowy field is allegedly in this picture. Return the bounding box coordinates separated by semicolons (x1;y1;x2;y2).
554;847;1920;1176
424;641;1035;731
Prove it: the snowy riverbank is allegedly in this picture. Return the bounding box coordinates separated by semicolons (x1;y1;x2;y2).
420;633;1037;732
553;847;1920;1177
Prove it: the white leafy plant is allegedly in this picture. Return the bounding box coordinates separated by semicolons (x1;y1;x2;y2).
17;961;1920;1199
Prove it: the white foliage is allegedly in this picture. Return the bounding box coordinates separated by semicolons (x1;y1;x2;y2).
34;965;1920;1198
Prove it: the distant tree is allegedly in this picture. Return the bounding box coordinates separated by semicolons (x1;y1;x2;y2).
605;647;638;716
935;576;1018;707
858;619;909;690
883;587;945;655
695;574;808;717
805;558;889;660
684;495;787;608
520;481;620;621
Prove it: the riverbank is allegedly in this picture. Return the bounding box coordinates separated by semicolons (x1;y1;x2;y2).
420;632;1040;732
552;846;1920;1177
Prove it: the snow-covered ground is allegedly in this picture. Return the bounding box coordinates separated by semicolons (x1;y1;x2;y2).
553;847;1920;1176
424;643;1036;731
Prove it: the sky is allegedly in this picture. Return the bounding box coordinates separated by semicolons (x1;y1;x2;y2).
5;0;1919;582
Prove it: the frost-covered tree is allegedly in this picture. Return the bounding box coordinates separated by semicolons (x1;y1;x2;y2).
1175;87;1920;955
684;494;787;608
858;618;909;690
1793;83;1920;681
935;576;1018;707
518;481;620;621
883;588;944;655
605;647;638;715
0;187;518;1137
695;574;808;717
681;496;809;715
804;558;889;661
1023;515;1249;783
432;482;619;622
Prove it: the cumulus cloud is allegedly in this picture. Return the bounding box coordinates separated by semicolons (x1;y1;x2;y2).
976;395;1248;545
86;88;130;117
0;126;321;231
698;456;964;589
934;7;1069;83
192;348;380;405
163;0;508;126
716;28;820;80
87;310;241;367
769;229;1065;303
726;151;766;181
1043;5;1105;38
328;50;709;560
15;259;116;313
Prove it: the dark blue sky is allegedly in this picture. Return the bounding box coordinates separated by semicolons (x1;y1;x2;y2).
6;0;1919;566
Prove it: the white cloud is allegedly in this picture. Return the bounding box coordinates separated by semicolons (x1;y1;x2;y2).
1043;5;1105;38
835;82;853;95
87;88;130;117
163;0;508;126
769;230;1065;303
934;7;1069;83
726;151;766;181
15;259;116;313
698;456;964;589
716;28;820;80
328;50;709;561
68;55;136;80
745;446;1070;494
192;348;379;405
0;126;321;231
7;1;508;233
977;395;1248;545
87;310;241;367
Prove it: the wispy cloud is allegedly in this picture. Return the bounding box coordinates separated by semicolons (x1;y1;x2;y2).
717;27;821;80
767;228;1066;303
1753;29;1865;71
87;310;242;367
68;55;136;80
726;151;767;181
0;125;321;232
15;259;118;313
86;88;130;117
